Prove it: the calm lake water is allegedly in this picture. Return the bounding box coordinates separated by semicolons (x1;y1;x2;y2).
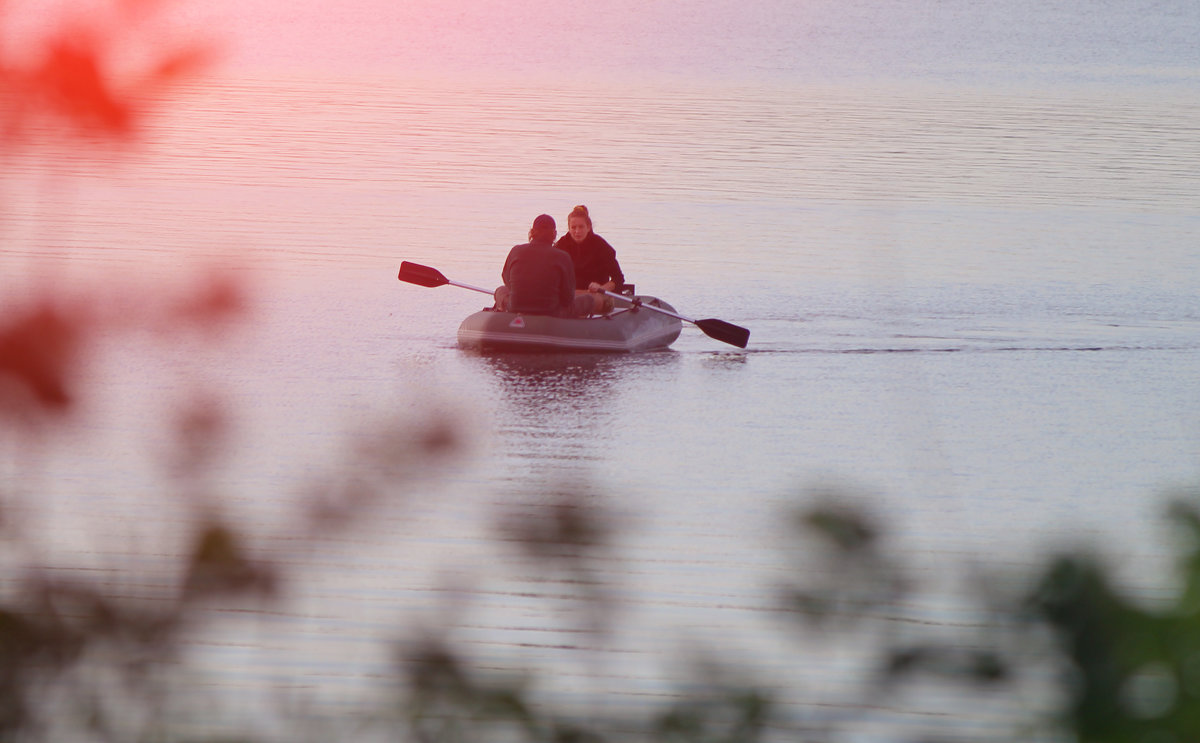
3;0;1200;738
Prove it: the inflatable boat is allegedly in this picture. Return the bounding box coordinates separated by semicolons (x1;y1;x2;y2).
456;295;683;353
398;261;748;351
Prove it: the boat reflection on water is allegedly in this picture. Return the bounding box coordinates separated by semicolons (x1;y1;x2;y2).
462;353;684;642
468;351;681;490
478;352;634;425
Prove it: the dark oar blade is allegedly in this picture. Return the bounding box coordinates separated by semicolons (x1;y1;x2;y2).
398;261;449;288
696;318;750;348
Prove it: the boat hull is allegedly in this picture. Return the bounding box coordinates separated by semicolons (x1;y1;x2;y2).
457;296;683;353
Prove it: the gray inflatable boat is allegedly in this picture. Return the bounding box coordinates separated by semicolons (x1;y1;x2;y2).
398;261;748;351
457;295;682;353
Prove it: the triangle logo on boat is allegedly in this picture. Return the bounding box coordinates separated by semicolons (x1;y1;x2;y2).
509;316;526;329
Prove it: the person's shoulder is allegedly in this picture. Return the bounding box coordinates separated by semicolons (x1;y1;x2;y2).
590;233;616;251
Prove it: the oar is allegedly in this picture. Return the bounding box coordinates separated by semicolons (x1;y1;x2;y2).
398;261;493;296
602;290;750;348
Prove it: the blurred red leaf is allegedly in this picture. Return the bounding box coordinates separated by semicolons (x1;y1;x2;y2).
1;1;212;142
146;43;213;88
32;35;133;136
0;304;82;414
171;273;246;328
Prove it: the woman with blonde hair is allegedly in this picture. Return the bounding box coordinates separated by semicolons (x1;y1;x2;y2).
554;205;625;315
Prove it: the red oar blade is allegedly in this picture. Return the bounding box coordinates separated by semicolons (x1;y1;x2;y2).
696;318;750;348
398;261;449;288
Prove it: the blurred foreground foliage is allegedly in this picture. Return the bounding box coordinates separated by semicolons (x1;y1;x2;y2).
4;2;1200;741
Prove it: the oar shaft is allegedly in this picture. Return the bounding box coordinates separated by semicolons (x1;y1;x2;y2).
604;289;749;348
448;279;495;295
602;290;695;323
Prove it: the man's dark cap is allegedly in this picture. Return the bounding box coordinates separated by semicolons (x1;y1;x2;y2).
532;214;556;230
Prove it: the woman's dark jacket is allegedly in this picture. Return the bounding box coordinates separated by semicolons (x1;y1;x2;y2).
554;232;624;291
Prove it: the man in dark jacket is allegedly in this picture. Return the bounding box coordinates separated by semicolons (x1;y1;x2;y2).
495;214;592;316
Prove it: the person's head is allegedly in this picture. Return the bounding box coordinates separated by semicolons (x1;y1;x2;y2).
566;204;592;244
529;213;556;243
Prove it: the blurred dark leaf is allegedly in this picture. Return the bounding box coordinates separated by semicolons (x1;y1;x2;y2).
500;494;613;561
884;645;1009;685
403;637;539;742
182;522;277;600
778;498;909;631
655;688;772;743
358;415;465;474
780;588;834;620
800;502;879;555
1025;549;1195;740
550;725;607;743
169;393;228;477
